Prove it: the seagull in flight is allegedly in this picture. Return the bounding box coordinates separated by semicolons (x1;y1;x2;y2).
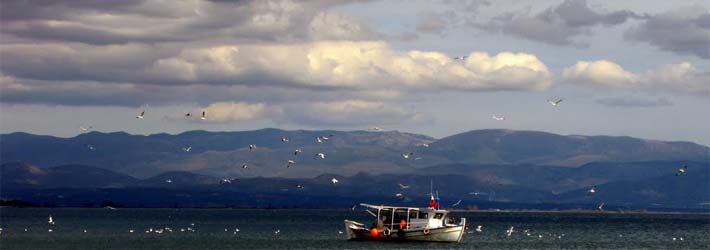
220;179;232;184
287;160;295;168
48;215;55;225
419;143;430;148
395;193;404;198
316;135;333;143
506;226;515;237
398;183;410;189
136;111;145;119
241;164;248;169
200;111;206;120
297;184;304;189
370;127;381;131
587;185;597;196
401;152;414;159
469;191;488;196
475;225;483;232
182;147;192;152
331;177;339;184
492;115;505;121
452;200;462;207
453;56;468;61
294;149;302;155
676;165;687;176
248;144;256;150
79;126;92;132
548;98;563;107
165;179;173;183
86;144;96;151
597;202;605;211
281;137;289;143
315;153;326;159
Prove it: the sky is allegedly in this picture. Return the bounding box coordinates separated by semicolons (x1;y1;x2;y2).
1;0;709;145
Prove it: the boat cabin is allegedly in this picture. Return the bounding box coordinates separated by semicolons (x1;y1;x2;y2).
361;203;457;231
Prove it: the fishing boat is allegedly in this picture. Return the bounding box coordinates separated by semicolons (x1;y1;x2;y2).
344;194;466;242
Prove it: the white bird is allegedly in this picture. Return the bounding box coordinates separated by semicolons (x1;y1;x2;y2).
548;99;563;107
676;165;687;176
248;144;256;150
587;185;597;195
83;229;87;233
506;226;514;237
129;229;134;233
281;137;289;142
398;183;410;189
86;144;96;151
453;56;468;61
297;184;304;189
241;164;248;169
48;215;55;225
274;229;280;234
492;115;505;121
469;191;487;196
287;160;295;168
475;225;483;232
165;179;173;183
598;202;605;211
401;152;414;159
351;205;357;211
48;229;53;232
395;193;404;198
220;179;232;184
294;149;302;155
370;127;381;131
79;126;92;132
338;230;343;234
316;137;323;143
136;111;145;119
182;147;192;152
200;111;206;120
452;200;462;207
331;177;339;184
315;153;326;159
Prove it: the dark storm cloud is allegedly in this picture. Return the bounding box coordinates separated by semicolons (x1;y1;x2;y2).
481;0;640;46
624;6;710;59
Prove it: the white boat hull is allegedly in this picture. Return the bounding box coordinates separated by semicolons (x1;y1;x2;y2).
344;219;465;243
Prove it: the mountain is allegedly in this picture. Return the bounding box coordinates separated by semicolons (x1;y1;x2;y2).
424;129;708;166
2;161;708;210
1;129;707;179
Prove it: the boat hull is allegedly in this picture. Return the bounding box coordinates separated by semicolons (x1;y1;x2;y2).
344;219;465;242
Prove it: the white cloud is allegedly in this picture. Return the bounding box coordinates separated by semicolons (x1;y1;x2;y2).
148;42;552;91
563;60;710;96
201;102;269;122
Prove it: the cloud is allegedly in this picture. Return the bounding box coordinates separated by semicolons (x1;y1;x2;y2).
416;12;451;34
563;60;710;96
624;5;710;59
596;96;673;108
0;0;377;45
1;41;552;94
273;100;425;127
200;102;270;122
481;0;639;46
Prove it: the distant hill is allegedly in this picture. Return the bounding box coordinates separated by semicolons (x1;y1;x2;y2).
1;129;707;179
424;129;708;166
2;161;708;210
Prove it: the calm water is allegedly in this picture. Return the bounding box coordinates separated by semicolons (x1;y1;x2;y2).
0;208;708;250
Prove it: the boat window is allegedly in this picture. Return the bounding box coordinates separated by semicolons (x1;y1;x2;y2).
434;213;444;219
409;211;418;219
418;211;428;219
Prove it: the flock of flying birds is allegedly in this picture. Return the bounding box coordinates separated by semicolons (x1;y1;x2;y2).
78;97;693;210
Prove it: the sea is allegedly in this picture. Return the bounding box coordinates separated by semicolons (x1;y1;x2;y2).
0;208;708;250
